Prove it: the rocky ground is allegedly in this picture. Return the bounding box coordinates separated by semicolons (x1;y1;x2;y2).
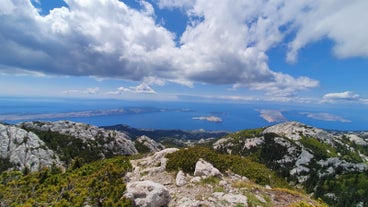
124;148;320;207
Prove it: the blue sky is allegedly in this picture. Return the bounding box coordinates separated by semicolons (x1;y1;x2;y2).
1;0;368;126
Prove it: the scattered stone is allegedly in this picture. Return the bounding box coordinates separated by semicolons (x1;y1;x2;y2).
194;158;222;178
255;194;267;204
212;192;248;206
125;180;171;207
219;180;227;186
190;177;201;183
177;197;201;207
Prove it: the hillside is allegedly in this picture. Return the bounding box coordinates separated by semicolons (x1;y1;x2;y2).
0;147;326;207
1;120;367;206
213;121;368;206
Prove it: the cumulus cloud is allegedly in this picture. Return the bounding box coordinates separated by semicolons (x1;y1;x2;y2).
107;83;156;94
192;116;223;123
287;1;368;62
1;0;367;96
322;91;361;103
300;112;351;123
258;110;287;123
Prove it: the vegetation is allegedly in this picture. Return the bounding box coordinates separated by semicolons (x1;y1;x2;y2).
288;200;328;207
0;156;132;207
300;136;338;159
165;146;289;187
0;157;14;174
225;128;264;140
313;172;368;207
134;140;151;154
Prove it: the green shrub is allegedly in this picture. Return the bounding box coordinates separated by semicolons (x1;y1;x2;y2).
166;147;289;187
300;136;337;159
0;156;132;207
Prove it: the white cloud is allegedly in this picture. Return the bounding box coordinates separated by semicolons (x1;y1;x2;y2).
322;91;361;103
287;1;368;62
107;83;156;94
1;0;367;98
192;116;223;123
258;110;287;123
301;112;351;123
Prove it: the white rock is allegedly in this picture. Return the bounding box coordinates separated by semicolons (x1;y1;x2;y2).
219;180;227;186
194;158;222;178
0;123;62;172
347;134;367;146
177;197;201;207
125;180;171;207
190;177;201;183
176;170;187;187
255;195;267;204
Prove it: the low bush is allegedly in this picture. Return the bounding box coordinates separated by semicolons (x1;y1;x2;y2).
0;156;132;207
166;146;289;187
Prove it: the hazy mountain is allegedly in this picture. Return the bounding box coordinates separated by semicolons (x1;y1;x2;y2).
102;124;228;141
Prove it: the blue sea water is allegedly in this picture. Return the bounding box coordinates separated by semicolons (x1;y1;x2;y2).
0;97;367;131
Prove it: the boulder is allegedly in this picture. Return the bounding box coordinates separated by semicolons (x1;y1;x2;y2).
125;180;171;207
194;158;222;178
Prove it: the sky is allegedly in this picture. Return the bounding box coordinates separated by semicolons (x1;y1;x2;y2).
0;1;368;117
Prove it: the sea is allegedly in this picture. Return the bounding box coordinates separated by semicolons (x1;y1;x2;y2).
0;97;367;132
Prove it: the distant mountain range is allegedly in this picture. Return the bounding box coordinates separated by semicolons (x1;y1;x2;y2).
102;124;228;140
1;120;368;206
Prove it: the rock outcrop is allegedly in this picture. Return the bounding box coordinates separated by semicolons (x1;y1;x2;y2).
0;123;62;172
136;135;165;152
19;121;138;156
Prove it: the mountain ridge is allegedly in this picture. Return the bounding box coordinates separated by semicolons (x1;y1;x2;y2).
213;121;368;206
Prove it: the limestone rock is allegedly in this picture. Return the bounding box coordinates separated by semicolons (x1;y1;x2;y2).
176;170;187;187
125;180;171;207
194;158;222;178
136;135;165;152
19;121;138;155
0;123;62;172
